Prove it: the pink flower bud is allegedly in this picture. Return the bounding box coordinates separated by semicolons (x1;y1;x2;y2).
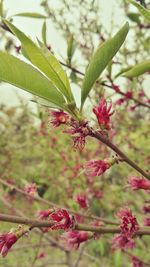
0;232;17;257
112;234;135;250
93;98;114;130
61;231;90;251
128;176;150;191
116;208;139;238
75;193;88;209
49;110;69;128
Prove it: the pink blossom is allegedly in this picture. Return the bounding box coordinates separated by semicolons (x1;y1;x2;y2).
75;193;88;209
37;209;54;219
50;209;74;231
24;183;37;198
112;84;120;93
143;217;150;226
65;120;89;151
37;251;46;259
93;98;114;129
49;110;69;128
125;91;133;99
0;232;17;257
128;176;150;191
112;234;135;250
61;231;89;251
143;205;150;214
116;98;125;105
116;208;139;238
131;256;144;267
84;159;112;177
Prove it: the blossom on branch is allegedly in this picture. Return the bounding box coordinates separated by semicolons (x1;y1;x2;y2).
116;208;139;238
143;217;150;226
0;226;28;257
61;231;90;251
84;158;116;177
112;234;135;250
75;193;88;209
93;98;114;129
49;110;69;128
65;120;89;151
130;256;144;267
128;176;150;191
0;232;17;257
37;209;54;219
50;209;74;231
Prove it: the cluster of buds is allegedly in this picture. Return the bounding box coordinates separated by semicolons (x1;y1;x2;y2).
84;156;119;177
93;98;114;130
48;109;89;150
61;231;92;251
24;183;38;200
127;176;150;191
38;208;75;231
0;226;29;257
75;193;88;209
112;208;139;250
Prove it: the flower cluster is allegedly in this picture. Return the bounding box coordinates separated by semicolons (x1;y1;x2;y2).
0;232;17;257
0;226;28;257
49;110;70;128
84;157;117;177
75;193;88;209
65;120;89;151
128;176;150;191
130;256;144;267
112;208;139;250
61;231;90;251
93;98;114;130
24;183;37;200
112;234;135;250
38;208;74;231
143;217;150;227
116;208;139;238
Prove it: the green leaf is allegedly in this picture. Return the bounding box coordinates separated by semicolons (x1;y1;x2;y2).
42;21;47;45
81;22;129;108
114;66;132;78
0;0;3;17
31;97;62;109
67;34;76;64
3;20;74;103
0;52;66;108
127;12;141;24
123;60;150;77
13;12;47;19
128;0;150;22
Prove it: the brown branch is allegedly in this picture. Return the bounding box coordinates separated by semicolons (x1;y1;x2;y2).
0;177;118;225
88;127;150;179
1;213;150;236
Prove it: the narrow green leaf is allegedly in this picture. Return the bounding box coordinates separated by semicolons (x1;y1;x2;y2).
0;52;66;108
4;20;74;103
128;0;150;22
114;66;132;78
127;12;141;24
42;21;47;45
31;98;61;109
13;12;47;19
123;60;150;77
0;0;3;17
67;34;76;64
81;22;129;108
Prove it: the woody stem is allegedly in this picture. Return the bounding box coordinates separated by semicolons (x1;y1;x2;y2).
88;127;150;179
0;213;150;235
